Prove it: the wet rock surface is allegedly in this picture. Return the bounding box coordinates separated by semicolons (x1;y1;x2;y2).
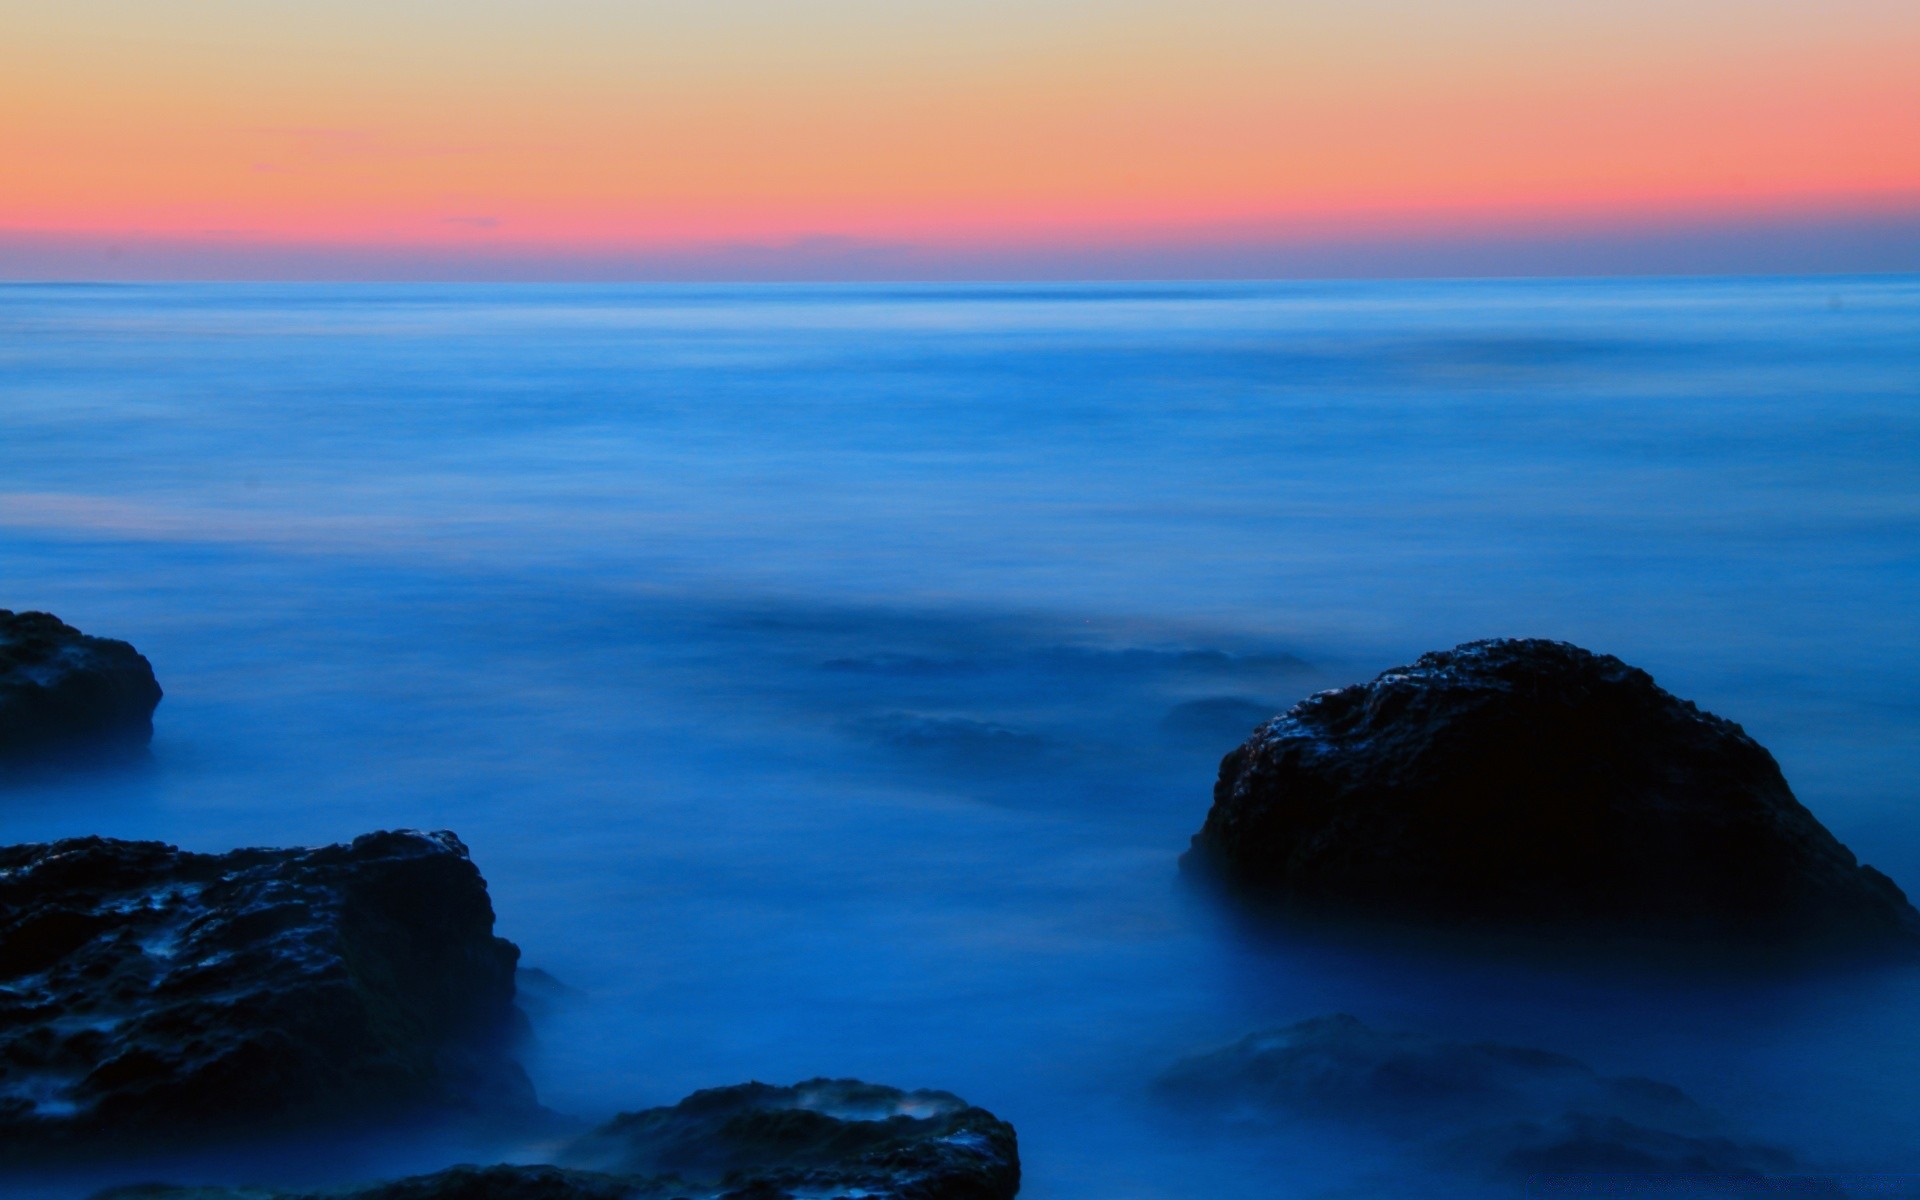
561;1078;1020;1200
0;610;163;763
92;1078;1022;1200
0;829;532;1157
1183;638;1920;954
1156;1014;1792;1181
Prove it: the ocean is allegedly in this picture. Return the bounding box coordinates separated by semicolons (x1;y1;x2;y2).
3;276;1918;1197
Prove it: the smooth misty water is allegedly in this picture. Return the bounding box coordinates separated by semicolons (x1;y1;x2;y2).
2;277;1918;1198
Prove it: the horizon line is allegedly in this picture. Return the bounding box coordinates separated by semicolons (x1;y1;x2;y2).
5;206;1918;284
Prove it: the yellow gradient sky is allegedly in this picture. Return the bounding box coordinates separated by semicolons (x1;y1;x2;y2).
3;0;1917;271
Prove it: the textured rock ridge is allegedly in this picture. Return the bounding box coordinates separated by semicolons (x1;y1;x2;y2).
1183;638;1920;953
90;1078;1022;1200
0;609;163;762
94;1167;646;1200
563;1077;1021;1200
0;829;532;1156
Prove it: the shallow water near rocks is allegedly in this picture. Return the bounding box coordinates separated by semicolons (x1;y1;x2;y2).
2;277;1918;1198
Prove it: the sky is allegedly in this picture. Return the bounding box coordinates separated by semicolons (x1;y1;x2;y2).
3;0;1918;279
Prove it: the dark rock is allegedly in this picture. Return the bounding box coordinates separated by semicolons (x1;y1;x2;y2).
341;1166;645;1200
0;610;163;763
562;1078;1020;1200
0;829;533;1158
1182;638;1920;954
92;1079;1021;1200
1156;1014;1791;1181
93;1165;654;1200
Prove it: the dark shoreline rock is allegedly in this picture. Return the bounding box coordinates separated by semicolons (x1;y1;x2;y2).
1;610;163;764
1156;1014;1792;1182
93;1167;646;1200
0;829;533;1158
1182;638;1920;957
564;1077;1020;1199
91;1078;1022;1200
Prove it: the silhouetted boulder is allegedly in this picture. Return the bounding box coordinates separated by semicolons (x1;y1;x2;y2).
0;829;533;1158
1182;638;1920;955
0;609;162;763
92;1079;1021;1200
1156;1014;1791;1181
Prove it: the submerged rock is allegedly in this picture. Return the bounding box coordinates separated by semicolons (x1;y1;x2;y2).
1442;1110;1792;1181
1182;638;1920;955
93;1078;1021;1200
0;829;533;1157
0;610;162;763
1156;1014;1791;1181
1156;1014;1705;1137
1160;697;1276;746
848;712;1053;767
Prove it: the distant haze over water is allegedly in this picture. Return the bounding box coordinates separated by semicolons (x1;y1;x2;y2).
6;205;1920;280
2;277;1918;1197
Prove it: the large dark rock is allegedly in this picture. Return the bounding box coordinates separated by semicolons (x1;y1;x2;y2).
562;1078;1021;1200
1155;1014;1791;1181
0;610;162;763
93;1078;1022;1200
1182;638;1920;954
0;829;533;1157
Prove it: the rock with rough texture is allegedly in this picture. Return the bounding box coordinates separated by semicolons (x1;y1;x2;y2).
92;1079;1022;1200
1156;1014;1791;1181
0;829;532;1157
94;1167;650;1200
1183;638;1920;954
0;610;163;763
562;1078;1021;1200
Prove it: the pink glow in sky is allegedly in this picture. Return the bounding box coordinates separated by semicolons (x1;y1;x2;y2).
4;0;1918;277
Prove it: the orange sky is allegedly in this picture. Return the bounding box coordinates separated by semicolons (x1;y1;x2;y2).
3;0;1918;266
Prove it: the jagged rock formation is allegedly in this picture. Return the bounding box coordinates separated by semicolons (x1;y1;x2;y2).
1183;638;1920;955
0;829;533;1157
1156;1014;1791;1181
92;1078;1021;1200
0;609;162;763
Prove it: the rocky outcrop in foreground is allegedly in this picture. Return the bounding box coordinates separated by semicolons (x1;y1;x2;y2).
1;610;162;762
1156;1014;1790;1181
1183;638;1920;954
98;1166;643;1200
564;1077;1019;1199
0;829;532;1156
96;1078;1022;1200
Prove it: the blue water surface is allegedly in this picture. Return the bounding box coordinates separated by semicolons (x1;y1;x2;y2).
2;277;1918;1197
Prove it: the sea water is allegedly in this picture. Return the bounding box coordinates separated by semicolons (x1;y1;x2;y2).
2;277;1918;1197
